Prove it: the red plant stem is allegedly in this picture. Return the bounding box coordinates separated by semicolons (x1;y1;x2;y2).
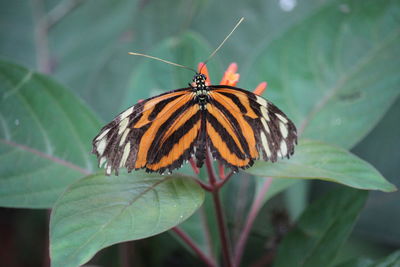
172;227;217;267
205;149;233;267
189;158;200;174
216;170;235;189
218;161;226;178
119;242;131;267
194;178;213;192
43;210;51;267
233;178;273;267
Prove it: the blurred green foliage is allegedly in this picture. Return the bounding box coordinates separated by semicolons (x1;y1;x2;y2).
0;0;399;266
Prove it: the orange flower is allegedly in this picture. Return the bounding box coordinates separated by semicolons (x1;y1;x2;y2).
198;62;267;95
220;63;240;86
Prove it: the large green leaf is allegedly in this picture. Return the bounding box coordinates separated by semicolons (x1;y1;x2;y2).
50;172;204;267
0;60;100;208
273;187;368;267
246;0;400;148
248;140;396;193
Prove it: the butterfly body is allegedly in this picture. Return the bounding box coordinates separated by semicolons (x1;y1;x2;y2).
92;73;297;175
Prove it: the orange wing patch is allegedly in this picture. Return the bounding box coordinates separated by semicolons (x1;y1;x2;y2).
146;119;201;171
209;91;258;158
134;93;194;169
206;121;250;167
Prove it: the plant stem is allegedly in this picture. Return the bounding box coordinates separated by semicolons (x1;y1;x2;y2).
194;178;213;192
43;210;51;267
216;170;235;189
119;242;131;267
205;149;233;267
32;0;52;74
233;178;273;267
172;227;217;267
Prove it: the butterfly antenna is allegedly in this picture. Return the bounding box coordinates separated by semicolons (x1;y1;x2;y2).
200;17;244;73
128;52;197;73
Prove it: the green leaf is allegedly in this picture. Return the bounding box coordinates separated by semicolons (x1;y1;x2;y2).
284;180;309;220
374;250;400;267
351;97;400;244
273;187;368;267
335;258;374;267
50;172;204;267
256;178;297;203
248;139;396;193
335;250;400;267
0;60;100;208
246;0;400;148
49;0;138;120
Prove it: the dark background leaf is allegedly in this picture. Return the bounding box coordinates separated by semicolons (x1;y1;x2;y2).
273;187;368;267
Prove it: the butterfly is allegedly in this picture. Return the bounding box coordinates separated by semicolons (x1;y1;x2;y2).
92;71;297;175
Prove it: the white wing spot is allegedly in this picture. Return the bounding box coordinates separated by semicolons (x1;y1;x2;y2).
118;117;129;135
280;122;288;138
280;140;287;156
97;139;107;155
276;113;288;124
99;157;107;167
119;128;130;146
261;118;270;134
106;165;112;175
260;131;271;158
261;107;270;121
119;107;134;120
95;128;110;141
120;143;131;167
256;96;268;107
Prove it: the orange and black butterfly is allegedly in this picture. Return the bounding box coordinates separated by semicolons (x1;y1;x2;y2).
92;72;297;175
92;19;297;175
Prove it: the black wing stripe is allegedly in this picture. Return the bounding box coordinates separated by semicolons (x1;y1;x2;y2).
207;112;247;159
218;92;247;113
150;111;201;163
211;99;252;156
147;99;196;162
148;94;183;120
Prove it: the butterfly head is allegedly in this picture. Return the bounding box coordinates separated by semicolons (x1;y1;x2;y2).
191;73;207;89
